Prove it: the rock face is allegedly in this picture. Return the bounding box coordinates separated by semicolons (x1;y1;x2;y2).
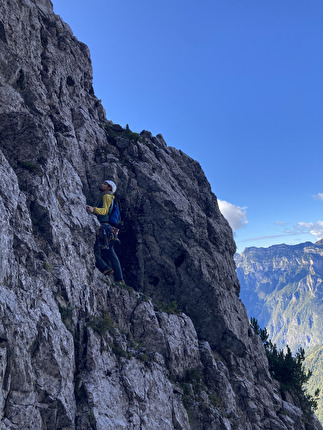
0;1;321;429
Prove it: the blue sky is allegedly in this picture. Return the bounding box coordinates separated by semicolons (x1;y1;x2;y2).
51;0;323;253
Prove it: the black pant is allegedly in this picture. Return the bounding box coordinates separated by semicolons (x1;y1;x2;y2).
94;238;123;281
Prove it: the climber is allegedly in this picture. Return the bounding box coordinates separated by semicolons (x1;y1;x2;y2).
86;180;125;285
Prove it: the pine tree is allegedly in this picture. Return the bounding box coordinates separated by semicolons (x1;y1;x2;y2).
250;318;320;418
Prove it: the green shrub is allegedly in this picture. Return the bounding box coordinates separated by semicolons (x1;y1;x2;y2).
18;160;42;175
210;393;221;409
58;303;74;333
42;261;52;272
104;123;142;143
87;311;115;335
154;300;181;315
250;317;320;417
138;353;149;364
112;344;131;359
185;368;202;383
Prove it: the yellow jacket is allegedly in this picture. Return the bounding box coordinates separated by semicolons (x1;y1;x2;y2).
93;192;114;223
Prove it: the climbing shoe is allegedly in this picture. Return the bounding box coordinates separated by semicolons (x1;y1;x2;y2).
103;268;114;277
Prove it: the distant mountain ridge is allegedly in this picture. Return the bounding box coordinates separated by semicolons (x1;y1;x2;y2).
235;240;323;352
235;240;323;426
304;345;323;424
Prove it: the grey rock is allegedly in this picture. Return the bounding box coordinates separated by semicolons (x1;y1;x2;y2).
115;136;131;149
0;1;321;429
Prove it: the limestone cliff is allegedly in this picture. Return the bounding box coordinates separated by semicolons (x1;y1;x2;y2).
0;1;321;429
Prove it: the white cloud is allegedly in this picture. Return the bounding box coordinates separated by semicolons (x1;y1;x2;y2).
218;200;248;231
239;220;323;245
296;221;323;238
313;193;323;201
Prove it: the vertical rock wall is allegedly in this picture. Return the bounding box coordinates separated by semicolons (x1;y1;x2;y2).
0;1;321;429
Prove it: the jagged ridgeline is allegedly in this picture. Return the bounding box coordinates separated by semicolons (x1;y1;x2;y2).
0;1;322;429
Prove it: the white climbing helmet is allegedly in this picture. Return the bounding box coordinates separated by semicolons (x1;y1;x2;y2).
103;180;117;194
